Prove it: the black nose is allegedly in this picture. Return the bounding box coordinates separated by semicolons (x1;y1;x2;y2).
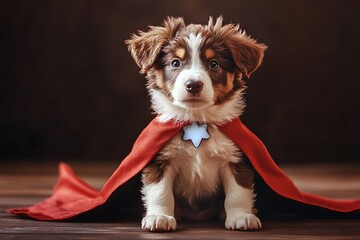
185;80;203;95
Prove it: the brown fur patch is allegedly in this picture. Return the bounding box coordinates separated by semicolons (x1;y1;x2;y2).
206;16;267;78
142;155;169;185
205;48;215;59
154;70;165;89
228;161;254;189
125;17;185;73
175;48;186;59
225;72;234;92
212;71;237;105
174;190;225;220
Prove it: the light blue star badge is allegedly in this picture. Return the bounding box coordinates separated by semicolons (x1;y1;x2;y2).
182;122;210;148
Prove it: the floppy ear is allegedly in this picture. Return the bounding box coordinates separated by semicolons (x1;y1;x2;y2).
125;17;185;73
226;32;267;78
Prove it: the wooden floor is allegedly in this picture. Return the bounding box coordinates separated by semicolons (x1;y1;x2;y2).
0;161;359;239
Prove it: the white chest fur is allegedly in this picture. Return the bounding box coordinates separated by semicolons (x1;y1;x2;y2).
160;124;242;202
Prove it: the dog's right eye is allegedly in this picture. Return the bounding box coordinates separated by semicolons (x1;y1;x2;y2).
170;59;181;69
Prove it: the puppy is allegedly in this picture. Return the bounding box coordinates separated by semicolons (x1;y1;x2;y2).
126;16;267;232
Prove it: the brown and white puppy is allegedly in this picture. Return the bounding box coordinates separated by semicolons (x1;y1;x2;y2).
126;16;267;232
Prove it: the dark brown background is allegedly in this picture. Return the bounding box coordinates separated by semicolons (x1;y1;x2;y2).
1;0;359;164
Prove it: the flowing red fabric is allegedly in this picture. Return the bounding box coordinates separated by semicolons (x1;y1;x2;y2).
7;117;360;220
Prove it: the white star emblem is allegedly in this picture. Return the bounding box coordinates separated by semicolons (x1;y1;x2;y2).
182;122;210;148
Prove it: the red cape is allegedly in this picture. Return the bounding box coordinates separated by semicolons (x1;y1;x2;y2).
7;117;360;220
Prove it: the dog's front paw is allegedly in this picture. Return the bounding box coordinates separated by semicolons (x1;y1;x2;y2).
225;212;262;231
141;214;177;232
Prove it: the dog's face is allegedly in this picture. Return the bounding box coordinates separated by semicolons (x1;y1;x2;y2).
126;17;267;122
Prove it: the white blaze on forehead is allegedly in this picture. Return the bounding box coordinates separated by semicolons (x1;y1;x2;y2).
170;33;214;110
186;33;204;70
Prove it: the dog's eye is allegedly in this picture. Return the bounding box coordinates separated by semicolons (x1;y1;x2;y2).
170;59;181;69
209;59;219;70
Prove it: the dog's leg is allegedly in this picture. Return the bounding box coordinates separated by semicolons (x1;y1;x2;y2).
222;162;262;231
141;164;176;232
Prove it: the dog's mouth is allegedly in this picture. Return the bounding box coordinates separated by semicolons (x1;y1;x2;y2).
182;98;207;103
175;97;212;110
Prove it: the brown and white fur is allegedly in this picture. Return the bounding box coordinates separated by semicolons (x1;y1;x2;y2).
126;16;267;232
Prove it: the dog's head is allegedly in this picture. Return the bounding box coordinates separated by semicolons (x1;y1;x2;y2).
126;16;267;123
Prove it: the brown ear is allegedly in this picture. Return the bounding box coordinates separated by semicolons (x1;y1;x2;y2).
226;32;267;78
125;17;185;73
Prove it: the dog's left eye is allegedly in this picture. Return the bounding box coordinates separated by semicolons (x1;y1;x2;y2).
209;59;219;70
